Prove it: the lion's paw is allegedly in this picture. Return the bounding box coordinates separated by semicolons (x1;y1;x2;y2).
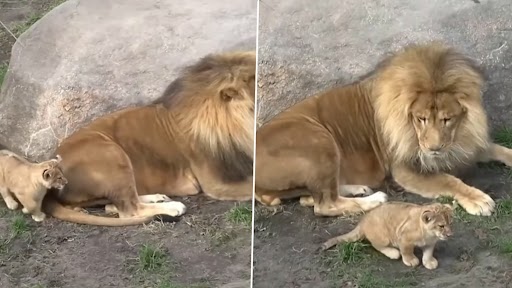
139;194;172;203
105;204;119;214
457;190;495;216
358;191;388;211
162;201;187;217
341;185;373;196
299;196;314;207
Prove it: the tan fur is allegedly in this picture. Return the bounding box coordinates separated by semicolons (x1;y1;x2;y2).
321;202;454;270
43;51;256;226
255;42;508;216
0;150;67;222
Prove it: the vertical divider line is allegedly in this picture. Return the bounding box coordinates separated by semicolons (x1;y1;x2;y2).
250;1;261;287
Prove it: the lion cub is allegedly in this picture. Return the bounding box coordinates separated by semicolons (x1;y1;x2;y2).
321;202;453;270
0;150;67;222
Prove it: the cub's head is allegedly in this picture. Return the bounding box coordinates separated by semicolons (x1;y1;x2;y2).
41;155;68;190
375;42;489;171
421;203;454;240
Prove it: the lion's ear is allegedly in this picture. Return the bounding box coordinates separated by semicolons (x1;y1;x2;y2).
220;87;241;102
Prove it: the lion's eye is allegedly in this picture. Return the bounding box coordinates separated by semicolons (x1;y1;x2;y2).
442;118;451;124
417;117;426;123
438;225;445;228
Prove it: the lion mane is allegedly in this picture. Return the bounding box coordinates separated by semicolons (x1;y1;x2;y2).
153;51;256;182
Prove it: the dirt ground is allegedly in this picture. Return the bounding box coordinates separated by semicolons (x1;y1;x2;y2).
0;2;252;288
253;161;512;288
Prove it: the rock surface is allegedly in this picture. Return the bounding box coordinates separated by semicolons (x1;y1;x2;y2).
257;0;512;130
0;0;257;161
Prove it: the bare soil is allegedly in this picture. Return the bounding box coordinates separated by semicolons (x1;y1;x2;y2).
0;2;251;288
253;165;512;288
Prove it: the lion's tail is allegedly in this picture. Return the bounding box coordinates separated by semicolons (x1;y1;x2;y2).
43;197;155;227
320;225;364;251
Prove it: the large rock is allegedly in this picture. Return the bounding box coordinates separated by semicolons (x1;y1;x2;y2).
257;0;512;130
0;0;256;161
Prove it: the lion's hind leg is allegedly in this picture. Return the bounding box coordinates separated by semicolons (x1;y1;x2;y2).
482;143;512;167
300;185;375;207
340;185;373;196
106;195;186;217
138;194;172;203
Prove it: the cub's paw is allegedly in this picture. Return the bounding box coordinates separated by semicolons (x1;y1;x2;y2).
402;256;420;267
457;189;495;216
5;198;19;210
139;194;172;203
21;207;29;214
422;257;438;270
31;213;46;222
378;247;401;259
163;201;187;217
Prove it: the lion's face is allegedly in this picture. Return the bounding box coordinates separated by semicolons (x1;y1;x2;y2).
421;203;454;241
410;93;466;158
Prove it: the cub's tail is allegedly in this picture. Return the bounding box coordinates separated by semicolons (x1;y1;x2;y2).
320;225;364;251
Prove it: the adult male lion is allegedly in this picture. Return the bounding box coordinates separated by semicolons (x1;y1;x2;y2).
255;42;511;217
42;51;256;226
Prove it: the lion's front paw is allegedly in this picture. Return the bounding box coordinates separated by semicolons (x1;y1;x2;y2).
457;188;495;216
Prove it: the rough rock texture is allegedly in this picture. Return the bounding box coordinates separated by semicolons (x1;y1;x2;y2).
0;0;257;161
257;0;512;129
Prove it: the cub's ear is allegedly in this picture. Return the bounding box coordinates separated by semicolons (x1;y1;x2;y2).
220;87;241;102
44;155;62;167
42;169;52;181
421;210;435;224
442;203;455;211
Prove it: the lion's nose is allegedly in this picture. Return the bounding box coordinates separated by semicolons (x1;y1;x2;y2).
427;144;444;152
